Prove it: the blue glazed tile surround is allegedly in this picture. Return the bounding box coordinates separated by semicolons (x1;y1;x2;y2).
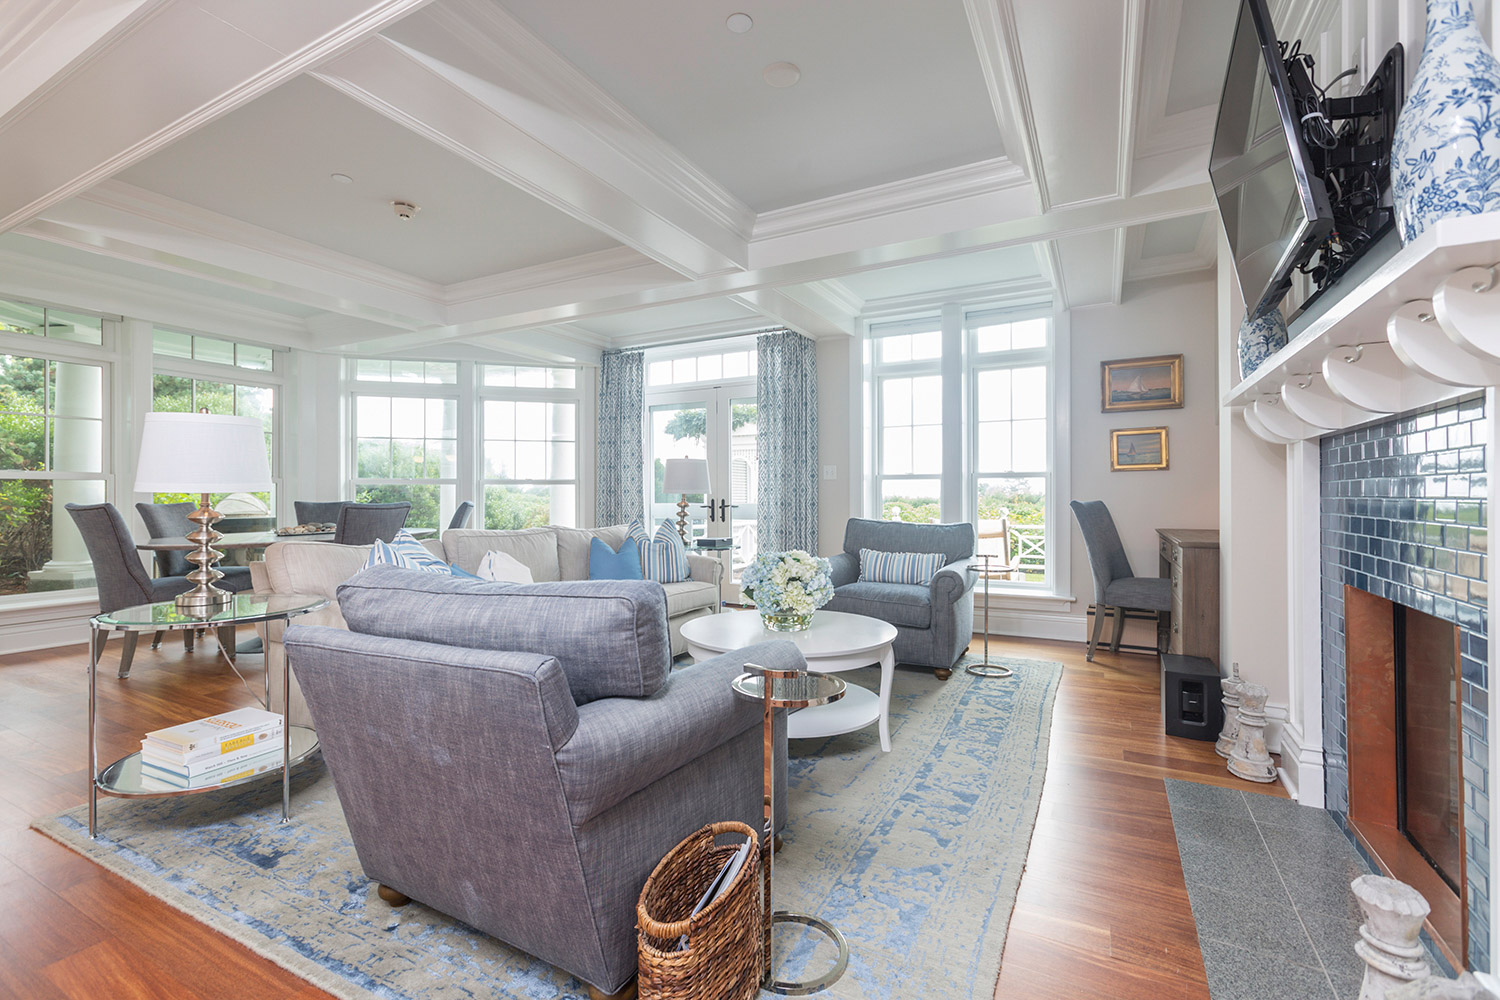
1320;392;1491;971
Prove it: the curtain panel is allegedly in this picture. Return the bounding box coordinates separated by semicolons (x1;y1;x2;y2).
756;330;818;554
596;349;645;526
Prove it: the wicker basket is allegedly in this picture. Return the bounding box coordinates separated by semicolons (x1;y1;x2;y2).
637;821;762;1000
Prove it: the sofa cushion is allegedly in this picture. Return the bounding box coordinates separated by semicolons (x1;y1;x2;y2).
858;548;946;585
442;528;560;580
336;564;672;704
627;519;691;583
366;529;450;574
478;550;535;583
589;536;644;580
826;581;932;629
555;524;630;581
661;579;718;616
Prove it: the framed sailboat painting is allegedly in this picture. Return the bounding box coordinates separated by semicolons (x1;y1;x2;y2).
1100;354;1183;412
1111;427;1169;471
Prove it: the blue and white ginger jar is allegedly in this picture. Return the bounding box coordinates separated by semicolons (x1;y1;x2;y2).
1392;0;1500;243
1238;308;1287;381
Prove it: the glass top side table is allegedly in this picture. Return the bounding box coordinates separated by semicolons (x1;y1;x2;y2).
731;663;850;995
88;591;328;838
967;553;1013;679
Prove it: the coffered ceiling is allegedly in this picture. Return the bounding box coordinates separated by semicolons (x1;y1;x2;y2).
0;0;1237;363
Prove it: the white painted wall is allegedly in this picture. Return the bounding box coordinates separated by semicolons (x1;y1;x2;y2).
1068;273;1221;647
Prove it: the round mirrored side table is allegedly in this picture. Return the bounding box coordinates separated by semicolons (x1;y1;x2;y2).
731;663;851;995
88;592;328;838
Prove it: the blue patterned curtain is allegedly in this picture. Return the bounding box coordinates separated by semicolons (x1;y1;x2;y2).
757;331;818;553
596;349;645;526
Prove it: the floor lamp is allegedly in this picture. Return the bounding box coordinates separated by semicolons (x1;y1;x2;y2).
134;411;272;613
662;457;710;542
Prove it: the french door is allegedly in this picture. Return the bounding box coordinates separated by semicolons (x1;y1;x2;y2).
646;386;758;600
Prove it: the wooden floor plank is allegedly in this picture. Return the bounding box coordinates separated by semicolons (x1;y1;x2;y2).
0;631;1278;998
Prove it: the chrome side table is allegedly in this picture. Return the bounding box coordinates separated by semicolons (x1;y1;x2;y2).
732;662;850;995
966;553;1012;679
87;592;328;838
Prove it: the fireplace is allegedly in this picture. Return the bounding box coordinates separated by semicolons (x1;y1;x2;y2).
1346;585;1466;963
1321;394;1490;973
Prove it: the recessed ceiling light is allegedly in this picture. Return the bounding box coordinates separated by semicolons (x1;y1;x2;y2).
330;172;353;184
763;62;801;88
726;12;753;33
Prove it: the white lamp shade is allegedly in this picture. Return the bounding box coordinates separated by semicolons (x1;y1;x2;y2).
134;412;273;493
662;457;711;494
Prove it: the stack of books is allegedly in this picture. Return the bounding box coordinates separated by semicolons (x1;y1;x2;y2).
140;707;284;789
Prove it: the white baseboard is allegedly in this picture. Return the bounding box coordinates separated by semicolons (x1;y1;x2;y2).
0;594;95;655
1273;720;1325;807
979;608;1088;643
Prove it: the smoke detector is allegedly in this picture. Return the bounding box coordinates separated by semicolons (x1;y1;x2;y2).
391;200;420;221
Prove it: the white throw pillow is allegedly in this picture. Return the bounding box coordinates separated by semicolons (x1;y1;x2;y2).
477;550;535;584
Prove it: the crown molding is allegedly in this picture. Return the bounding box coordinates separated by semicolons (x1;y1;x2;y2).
859;276;1054;319
963;0;1048;208
1116;0;1147;199
801;279;865;317
444;247;663;305
752;157;1028;243
0;0;164;123
0;244;311;344
601;316;773;352
1122;212;1216;282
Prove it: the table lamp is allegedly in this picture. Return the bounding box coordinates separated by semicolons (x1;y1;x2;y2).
134;411;272;612
662;457;710;541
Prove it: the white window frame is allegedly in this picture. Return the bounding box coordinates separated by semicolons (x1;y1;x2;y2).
478;365;586;530
347;367;464;532
862;302;1072;602
868;316;946;523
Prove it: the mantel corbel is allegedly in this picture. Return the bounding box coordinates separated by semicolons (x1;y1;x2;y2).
1389;299;1500;386
1252;395;1321;439
1280;374;1385;429
1432;264;1500;363
1241;401;1299;444
1321;341;1450;415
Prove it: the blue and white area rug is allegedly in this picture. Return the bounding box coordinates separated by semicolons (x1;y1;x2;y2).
37;654;1060;1000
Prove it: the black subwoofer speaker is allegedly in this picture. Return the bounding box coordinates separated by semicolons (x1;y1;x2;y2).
1161;653;1224;741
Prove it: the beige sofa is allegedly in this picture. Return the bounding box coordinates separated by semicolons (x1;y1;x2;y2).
254;524;722;726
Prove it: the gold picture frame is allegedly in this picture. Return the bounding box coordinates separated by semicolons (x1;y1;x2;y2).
1101;354;1183;412
1111;427;1169;471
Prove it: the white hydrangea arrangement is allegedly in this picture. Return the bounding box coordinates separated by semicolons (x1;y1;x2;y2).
740;549;835;615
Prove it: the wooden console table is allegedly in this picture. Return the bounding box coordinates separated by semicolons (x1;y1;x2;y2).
1157;528;1220;660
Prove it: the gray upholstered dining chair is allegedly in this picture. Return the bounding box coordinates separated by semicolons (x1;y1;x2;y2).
294;499;350;526
447;500;475;530
1069;499;1171;661
67;502;222;677
135;501;254;593
333;501;411;545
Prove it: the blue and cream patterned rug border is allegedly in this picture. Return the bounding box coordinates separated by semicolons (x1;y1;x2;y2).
36;655;1061;999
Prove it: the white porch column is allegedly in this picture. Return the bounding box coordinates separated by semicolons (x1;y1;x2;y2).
28;320;104;590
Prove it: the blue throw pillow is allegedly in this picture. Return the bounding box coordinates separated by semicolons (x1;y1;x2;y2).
626;519;691;583
448;564;484;580
859;548;946;585
364;530;450;574
589;536;644;580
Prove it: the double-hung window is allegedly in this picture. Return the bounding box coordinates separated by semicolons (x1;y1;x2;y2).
480;365;580;529
870;319;944;524
351;361;459;530
0;299;109;599
968;310;1052;586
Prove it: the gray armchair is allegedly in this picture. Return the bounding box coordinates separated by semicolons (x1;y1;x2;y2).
823;517;977;679
283;566;798;1000
1070;499;1171;660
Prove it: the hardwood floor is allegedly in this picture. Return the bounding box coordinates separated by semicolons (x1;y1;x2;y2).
0;632;1284;998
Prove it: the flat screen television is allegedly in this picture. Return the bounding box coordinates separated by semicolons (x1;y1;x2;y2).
1210;0;1332;320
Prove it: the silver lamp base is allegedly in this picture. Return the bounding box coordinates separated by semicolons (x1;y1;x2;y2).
174;492;233;613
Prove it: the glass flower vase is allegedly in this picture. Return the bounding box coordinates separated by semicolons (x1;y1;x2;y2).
760;609;813;632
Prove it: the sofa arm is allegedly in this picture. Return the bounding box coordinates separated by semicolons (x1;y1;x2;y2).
931;556;978;607
687;552;723;586
553;639;804;826
828;551;858;587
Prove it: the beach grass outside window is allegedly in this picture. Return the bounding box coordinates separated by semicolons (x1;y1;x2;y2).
871;319;945;524
0;350;107;597
969;309;1053;586
481;365;580;529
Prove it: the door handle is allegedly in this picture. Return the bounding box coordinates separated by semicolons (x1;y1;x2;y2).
718;499;729;522
707;497;716;523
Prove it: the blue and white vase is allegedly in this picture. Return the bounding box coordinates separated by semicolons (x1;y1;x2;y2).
1392;0;1500;243
1238;308;1287;381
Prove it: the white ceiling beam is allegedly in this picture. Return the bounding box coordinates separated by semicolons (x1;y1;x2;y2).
0;0;168;121
730;286;858;340
311;0;753;279
962;0;1049;206
0;0;435;233
338;182;1214;354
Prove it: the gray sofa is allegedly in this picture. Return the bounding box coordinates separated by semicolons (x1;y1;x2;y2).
284;565;798;1000
823;517;977;678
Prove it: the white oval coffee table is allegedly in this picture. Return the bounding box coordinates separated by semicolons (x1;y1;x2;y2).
682;610;898;752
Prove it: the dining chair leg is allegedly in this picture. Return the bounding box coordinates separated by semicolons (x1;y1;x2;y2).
1157;610;1172;653
182;629;195;652
1109;606;1126;654
150;630;165;650
91;629;108;667
116;632;140;679
1087;604;1107;661
216;625;237;664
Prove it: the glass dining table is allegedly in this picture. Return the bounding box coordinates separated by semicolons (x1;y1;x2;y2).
136;526;436;556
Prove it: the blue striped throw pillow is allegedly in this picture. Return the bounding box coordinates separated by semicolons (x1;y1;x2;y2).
626;519;691;583
859;548;946;585
364;529;450;574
